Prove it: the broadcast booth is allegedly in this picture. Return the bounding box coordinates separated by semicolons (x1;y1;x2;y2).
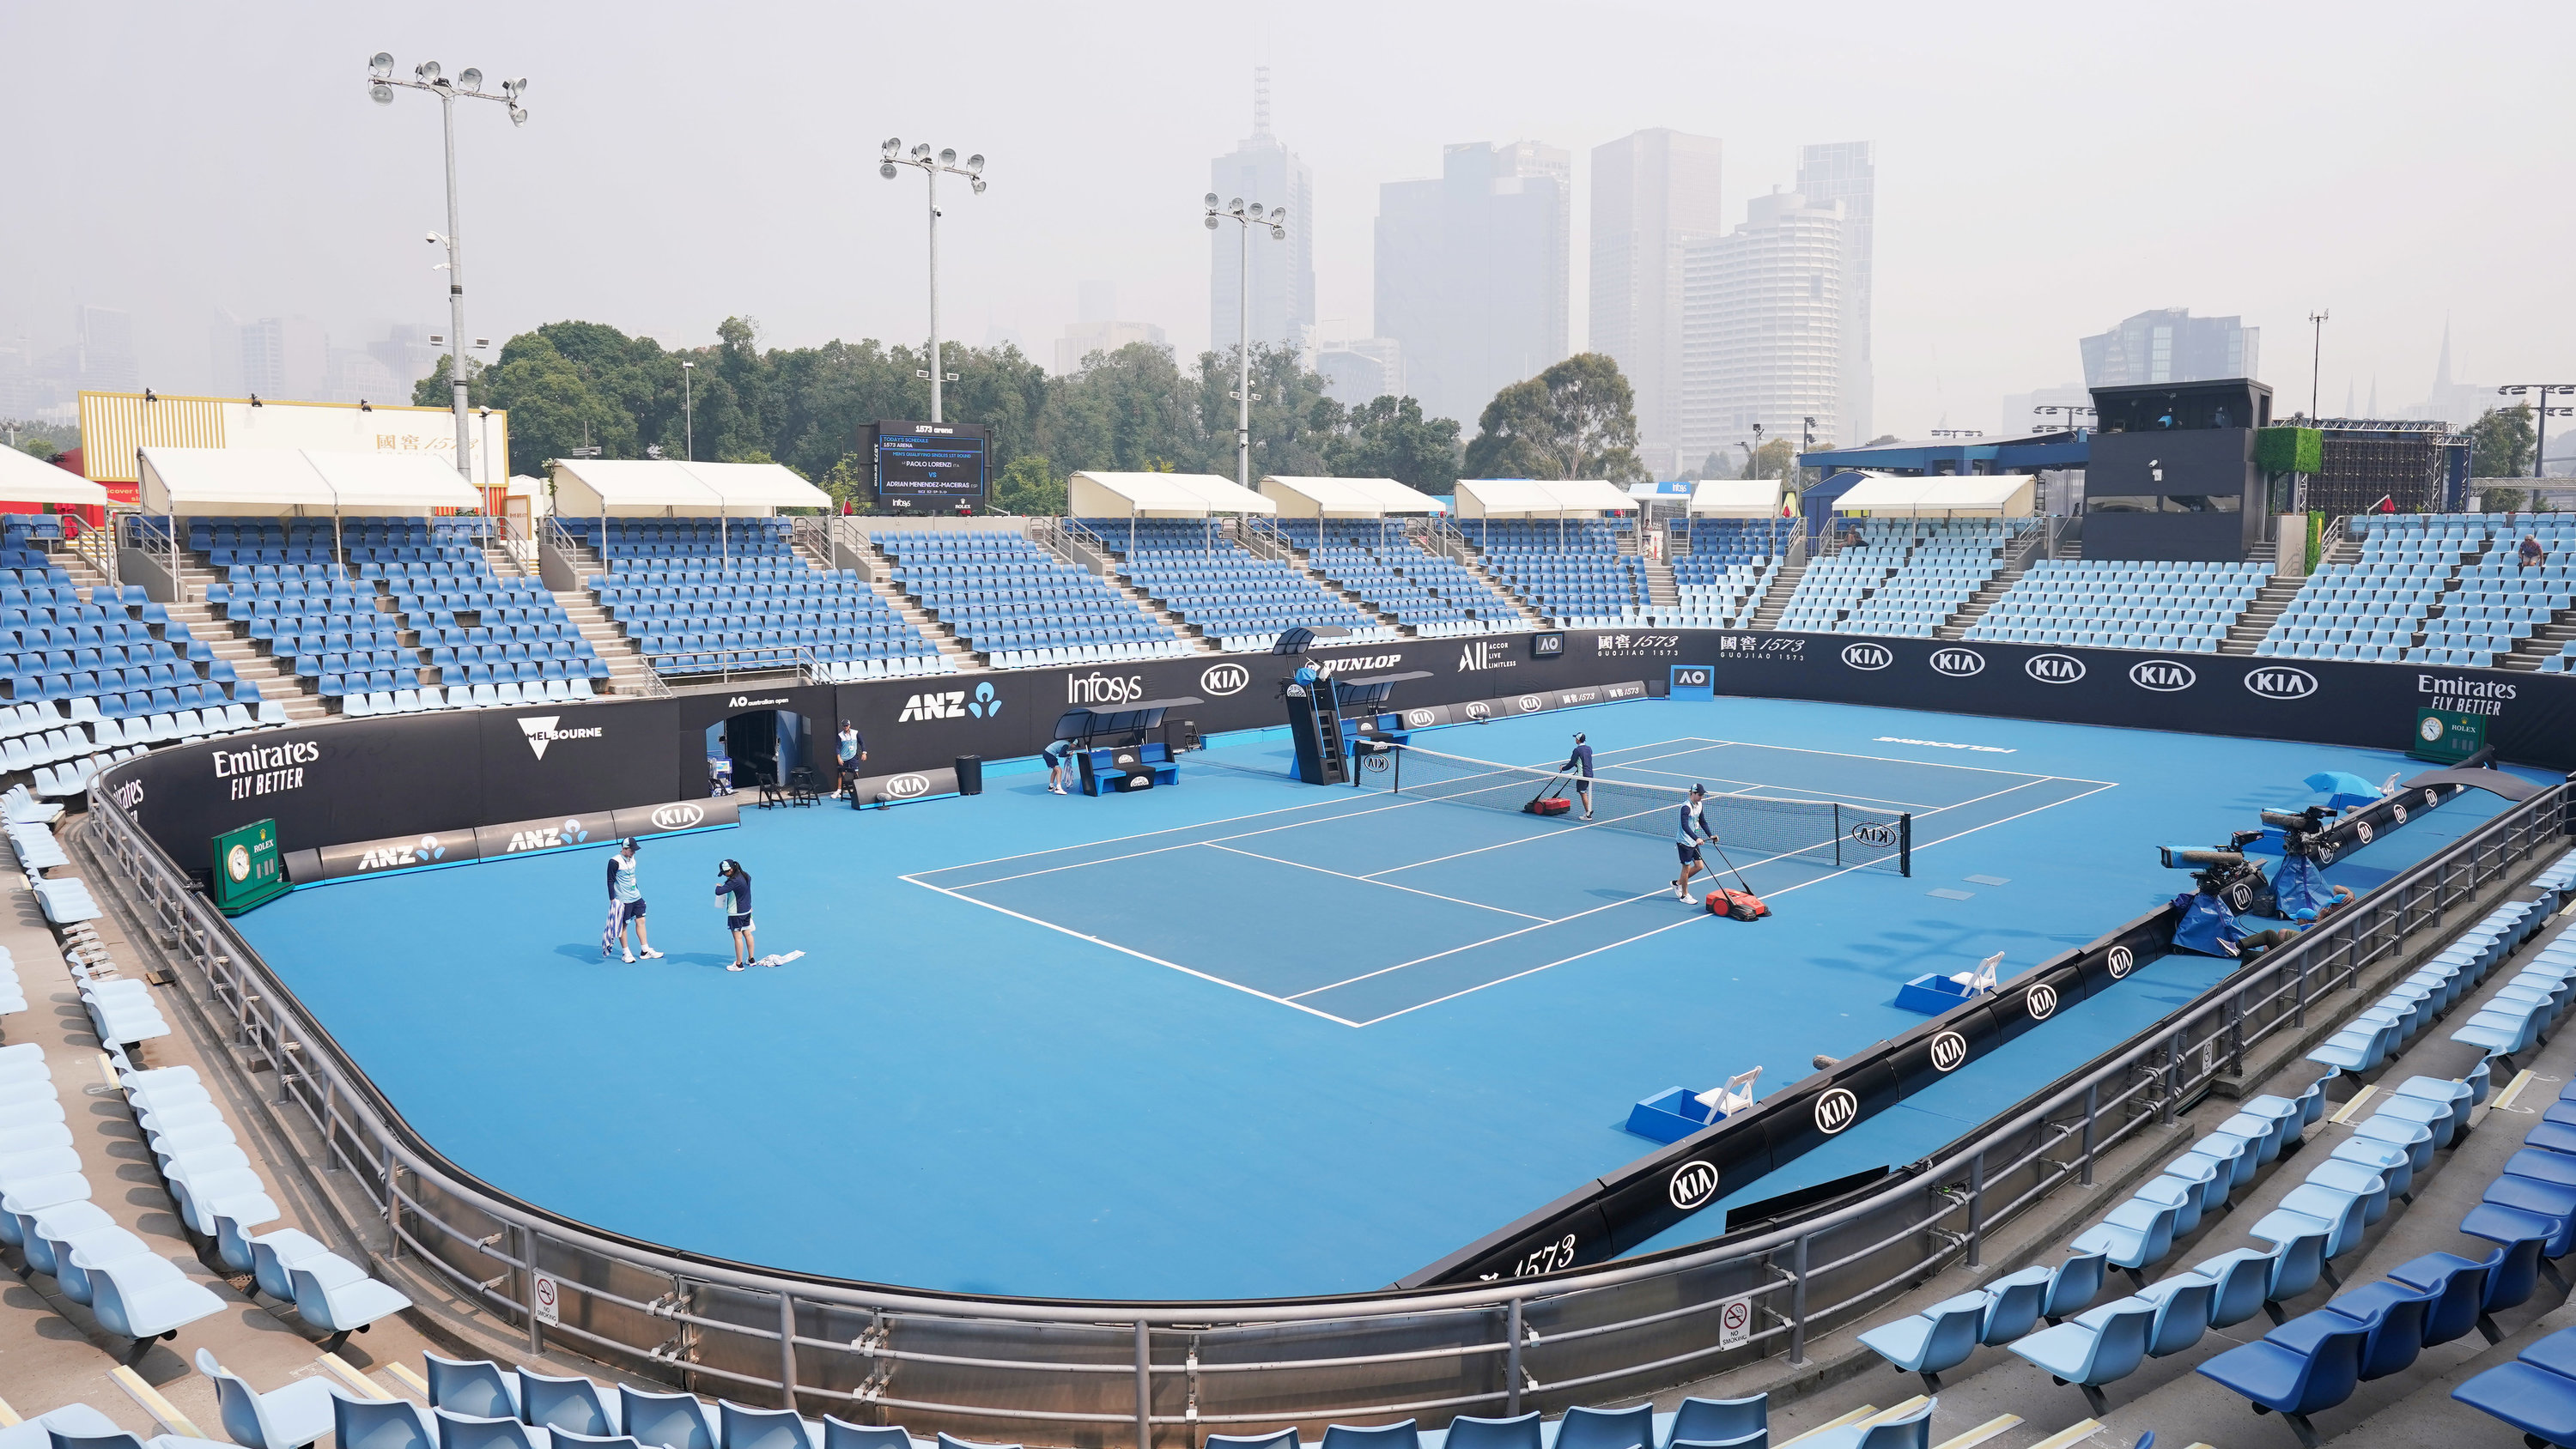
1051;695;1203;796
1066;471;1274;555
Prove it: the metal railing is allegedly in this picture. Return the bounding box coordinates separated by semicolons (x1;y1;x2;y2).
66;512;120;590
75;754;2572;1449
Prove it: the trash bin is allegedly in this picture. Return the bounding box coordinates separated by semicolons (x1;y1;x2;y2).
954;755;983;797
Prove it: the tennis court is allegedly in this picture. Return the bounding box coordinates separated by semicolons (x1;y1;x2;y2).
908;737;2113;1025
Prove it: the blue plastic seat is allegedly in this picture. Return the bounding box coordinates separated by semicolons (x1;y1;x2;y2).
1855;1291;1987;1390
434;1412;543;1449
1788;1402;1932;1449
2289;1280;2437;1380
516;1372;618;1437
2072;1198;2178;1279
1317;1422;1419;1449
2195;1313;2366;1448
335;1397;437;1449
717;1402;811;1449
1435;1416;1539;1449
427;1357;519;1420
200;1348;349;1449
2129;1271;2217;1357
1553;1405;1650;1449
2008;1295;2157;1414
1661;1396;1765;1449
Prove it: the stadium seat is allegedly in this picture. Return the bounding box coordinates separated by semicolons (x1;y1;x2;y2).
1782;1400;1932;1449
717;1402;813;1449
1660;1395;1765;1449
428;1356;522;1419
1317;1422;1419;1449
1856;1291;1987;1390
519;1373;622;1439
2008;1296;2156;1413
618;1388;716;1449
199;1349;347;1448
336;1397;439;1449
2194;1314;2368;1447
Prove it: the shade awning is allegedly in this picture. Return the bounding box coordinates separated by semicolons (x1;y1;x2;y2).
0;448;112;506
547;458;823;515
1687;478;1786;517
681;461;831;511
1455;478;1636;518
1067;471;1279;517
138;448;337;513
1258;476;1437;517
1832;472;2038;516
301;451;486;513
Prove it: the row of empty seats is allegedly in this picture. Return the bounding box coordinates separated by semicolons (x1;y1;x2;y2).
1285;520;1524;636
1094;520;1383;654
1474;521;1648;623
1967;561;2267;654
881;530;1181;669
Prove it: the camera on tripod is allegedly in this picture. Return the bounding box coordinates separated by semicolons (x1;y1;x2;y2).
2261;805;2336;859
2159;829;2266;898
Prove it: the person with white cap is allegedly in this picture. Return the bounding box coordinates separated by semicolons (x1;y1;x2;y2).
602;838;663;963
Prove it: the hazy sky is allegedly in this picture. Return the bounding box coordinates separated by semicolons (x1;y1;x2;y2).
8;0;2571;440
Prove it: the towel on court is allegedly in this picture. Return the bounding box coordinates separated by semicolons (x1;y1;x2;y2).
602;900;632;957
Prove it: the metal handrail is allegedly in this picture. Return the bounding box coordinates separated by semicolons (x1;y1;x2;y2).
74;744;2572;1447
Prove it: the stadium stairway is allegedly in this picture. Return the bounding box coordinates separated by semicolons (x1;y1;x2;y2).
1431;531;1551;630
1935;537;2045;641
1646;850;2572;1449
2222;572;2318;656
1749;559;1808;629
550;587;659;696
2500;605;2576;672
47;545;319;724
2;818;445;1434
1644;555;1680;610
1044;529;1218;656
1277;523;1528;638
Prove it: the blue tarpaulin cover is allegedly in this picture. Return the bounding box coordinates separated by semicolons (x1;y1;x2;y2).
2271;853;2341;917
2171;890;2251;957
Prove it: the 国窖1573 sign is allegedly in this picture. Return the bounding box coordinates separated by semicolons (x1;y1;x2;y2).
211;818;289;915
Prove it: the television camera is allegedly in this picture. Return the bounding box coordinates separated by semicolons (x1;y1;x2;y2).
2158;829;2268;909
2260;805;2337;858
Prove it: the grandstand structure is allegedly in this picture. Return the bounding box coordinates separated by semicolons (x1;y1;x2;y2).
1772;518;2035;639
1966;561;2269;653
1271;518;1532;640
878;526;1186;670
1464;519;1653;627
2252;513;2576;669
1074;518;1393;656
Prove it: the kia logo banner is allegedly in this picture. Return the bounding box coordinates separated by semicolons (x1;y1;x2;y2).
1929;1031;1968;1072
1842;643;1893;670
1814;1088;1860;1134
2129;660;2196;692
1667;1160;1720;1211
1929;648;1984;677
2025;653;2087;685
1200;663;1250;697
2244;666;2319;700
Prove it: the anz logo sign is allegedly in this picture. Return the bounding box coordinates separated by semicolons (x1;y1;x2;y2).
2129;660;2196;692
1814;1088;1860;1135
357;835;446;872
1929;648;1985;677
1841;643;1893;670
2025;653;2086;685
1668;1160;1721;1211
2244;666;2319;700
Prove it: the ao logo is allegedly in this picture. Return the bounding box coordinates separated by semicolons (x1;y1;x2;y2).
885;773;931;799
1929;1031;1969;1073
1850;822;1899;848
650;803;706;830
1668;1160;1721;1210
2129;660;2196;692
1200;663;1250;697
1842;643;1893;670
2356;821;2374;845
1929;648;1984;677
2244;666;2319;700
1814;1088;1860;1135
2106;945;2136;979
1674;667;1712;687
2026;653;2087;685
1406;709;1436;727
2026;983;2060;1020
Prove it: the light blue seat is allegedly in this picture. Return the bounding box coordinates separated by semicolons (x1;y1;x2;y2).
2187;1249;2275;1329
2254;1183;2373;1270
2391;1076;2477;1143
818;1422;914;1449
2455;1003;2549;1064
717;1404;812;1449
2159;1153;2227;1216
1660;1396;1765;1449
1425;1418;1534;1449
86;1257;222;1362
289;1262;411;1351
199;1349;350;1449
2130;1271;2218;1357
2008;1296;2157;1414
2133;1175;2204;1236
432;1412;544;1449
1855;1291;1988;1390
2071;1198;2178;1280
1970;1268;2049;1344
2327;1136;2415;1200
1552;1405;1651;1449
2370;1094;2461;1150
1779;1401;1932;1449
2307;1020;2401;1076
519;1375;620;1439
336;1397;438;1449
2301;1159;2390;1226
2351;1114;2435;1172
428;1356;521;1420
1317;1423;1419;1449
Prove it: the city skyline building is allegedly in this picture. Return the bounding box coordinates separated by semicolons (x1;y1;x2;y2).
1678;189;1845;471
1795;142;1875;445
1314;336;1404;406
1208;68;1316;357
1589;128;1725;476
77;306;139;395
1374;138;1570;427
2078;307;2259;389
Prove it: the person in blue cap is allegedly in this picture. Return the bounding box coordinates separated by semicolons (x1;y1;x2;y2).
601;837;663;963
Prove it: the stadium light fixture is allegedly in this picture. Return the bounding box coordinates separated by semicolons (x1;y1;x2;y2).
367;49;531;482
2497;384;2576;484
879;137;988;425
1206;191;1291;490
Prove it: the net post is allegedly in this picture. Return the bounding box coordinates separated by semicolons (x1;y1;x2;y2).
1832;803;1843;868
1899;813;1912;876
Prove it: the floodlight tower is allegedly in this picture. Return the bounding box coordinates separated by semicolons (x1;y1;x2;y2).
368;52;526;482
880;140;986;424
1205;194;1288;491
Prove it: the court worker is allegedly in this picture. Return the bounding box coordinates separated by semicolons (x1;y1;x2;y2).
1671;783;1716;900
1558;732;1595;820
602;837;664;963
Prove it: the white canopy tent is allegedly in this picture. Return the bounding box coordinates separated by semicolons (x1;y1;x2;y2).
1687;478;1789;518
1455;478;1634;518
300;451;488;514
137;446;489;587
551;459;833;573
1067;471;1277;518
0;447;112;506
1258;476;1436;518
1832;472;2037;518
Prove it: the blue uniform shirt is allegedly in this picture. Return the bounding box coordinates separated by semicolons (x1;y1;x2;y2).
1676;803;1709;845
1562;743;1595;779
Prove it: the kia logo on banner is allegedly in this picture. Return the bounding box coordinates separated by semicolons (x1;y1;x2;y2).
2129;660;2196;692
1814;1088;1860;1135
2391;802;2408;823
2106;945;2136;979
2026;983;2060;1019
2356;820;2375;844
1406;709;1437;727
2244;666;2319;700
1200;664;1250;697
649;803;706;830
1850;822;1899;848
1668;1161;1720;1211
886;774;931;798
1517;695;1542;712
2025;653;2087;685
1929;1031;1968;1072
1929;648;1985;677
1842;643;1893;670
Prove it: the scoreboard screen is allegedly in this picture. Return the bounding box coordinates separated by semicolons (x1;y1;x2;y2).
869;421;990;509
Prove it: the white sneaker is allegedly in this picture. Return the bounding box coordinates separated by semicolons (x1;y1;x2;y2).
623;951;636;963
640;948;664;960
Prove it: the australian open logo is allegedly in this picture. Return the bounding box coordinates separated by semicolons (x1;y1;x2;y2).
1200;663;1250;697
649;803;706;830
2025;653;2086;685
1850;822;1899;848
1842;643;1893;670
1928;647;1984;677
2106;945;2136;979
1929;1031;1968;1072
885;773;931;798
1668;1160;1720;1211
1814;1088;1860;1135
2244;666;2318;700
2129;660;2196;692
2026;983;2060;1020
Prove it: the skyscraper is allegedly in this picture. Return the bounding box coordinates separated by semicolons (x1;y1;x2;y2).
236;316;331;400
1678;190;1845;470
1208;68;1315;356
77;306;139;394
2078;309;2260;388
1590;130;1724;475
1795;142;1874;444
1373;140;1571;427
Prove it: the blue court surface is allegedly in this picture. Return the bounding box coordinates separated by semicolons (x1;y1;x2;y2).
234;695;2552;1300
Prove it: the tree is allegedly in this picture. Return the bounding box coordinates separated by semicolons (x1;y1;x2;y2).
1461;353;1647;483
410;355;490;409
1323;396;1461;493
1739;437;1795;482
2470;403;2536;479
993;454;1066;514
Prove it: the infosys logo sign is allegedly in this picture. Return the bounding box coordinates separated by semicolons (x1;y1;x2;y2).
1200;663;1250;696
1841;643;1893;670
2025;653;2086;685
2129;660;2196;692
1928;648;1984;677
2244;666;2318;700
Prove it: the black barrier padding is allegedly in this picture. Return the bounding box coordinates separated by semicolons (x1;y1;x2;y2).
1399;1183;1617;1285
1886;1002;2001;1098
1589;1124;1777;1261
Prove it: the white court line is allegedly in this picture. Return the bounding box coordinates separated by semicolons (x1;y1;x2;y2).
1605;762;1942;810
915;779;1407;877
1285;886;1683;1000
1201;843;1548;921
948;793;1443;888
1670;735;2118;786
900;875;1366;1028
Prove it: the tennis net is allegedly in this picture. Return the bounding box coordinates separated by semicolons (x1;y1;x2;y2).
1358;741;1911;875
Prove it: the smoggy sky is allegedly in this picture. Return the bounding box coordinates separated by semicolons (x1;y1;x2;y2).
6;0;2569;440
